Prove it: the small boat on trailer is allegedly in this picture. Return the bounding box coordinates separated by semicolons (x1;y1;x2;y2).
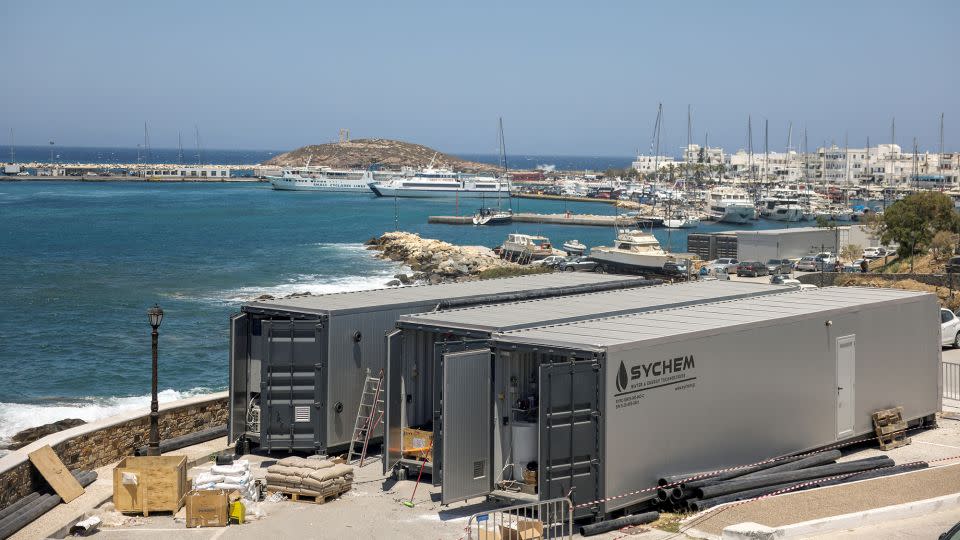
562;239;587;255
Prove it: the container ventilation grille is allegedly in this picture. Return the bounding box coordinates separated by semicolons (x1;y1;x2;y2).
294;406;310;423
473;460;486;479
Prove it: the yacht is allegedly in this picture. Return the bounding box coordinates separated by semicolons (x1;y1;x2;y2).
707;187;757;224
473;207;513;225
663;212;700;229
562;239;586;255
501;233;554;261
758;197;803;222
267;167;381;192
369;168;510;198
589;229;679;273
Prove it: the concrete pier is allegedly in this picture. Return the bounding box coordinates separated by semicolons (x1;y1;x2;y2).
429;212;663;227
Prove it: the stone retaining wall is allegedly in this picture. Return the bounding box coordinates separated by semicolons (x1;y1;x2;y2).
796;272;959;288
0;393;227;509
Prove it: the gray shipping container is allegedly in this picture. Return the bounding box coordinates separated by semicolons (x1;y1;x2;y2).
434;287;940;518
228;272;652;454
383;281;791;481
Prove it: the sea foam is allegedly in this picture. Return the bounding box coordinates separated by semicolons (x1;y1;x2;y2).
0;387;214;455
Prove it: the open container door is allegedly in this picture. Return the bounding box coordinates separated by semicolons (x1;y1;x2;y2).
539;357;603;517
260;319;327;452
228;312;249;445
440;348;493;505
384;329;403;475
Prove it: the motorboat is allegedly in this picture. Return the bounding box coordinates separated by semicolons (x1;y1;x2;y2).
707;187;756;223
562;239;587;255
473;208;513;225
758;197;803;222
501;233;555;261
589;229;680;273
663;213;700;229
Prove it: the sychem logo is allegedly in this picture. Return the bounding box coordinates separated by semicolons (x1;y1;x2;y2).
616;361;629;392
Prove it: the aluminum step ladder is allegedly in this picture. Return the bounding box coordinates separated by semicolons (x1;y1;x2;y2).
347;368;384;466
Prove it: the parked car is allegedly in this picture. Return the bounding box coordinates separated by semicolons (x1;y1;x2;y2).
863;246;889;259
795;256;819;272
766;259;793;275
947;256;960;274
531;255;566;268
815;252;837;268
663;261;688;275
942;308;960;348
736;261;769;277
558;256;599;272
708;257;739;274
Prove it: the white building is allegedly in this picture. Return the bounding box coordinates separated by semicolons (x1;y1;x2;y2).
682;144;725;165
727;149;805;183
139;166;231;179
631;154;676;174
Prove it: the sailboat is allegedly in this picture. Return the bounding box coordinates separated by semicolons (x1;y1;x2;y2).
473;118;513;225
663;106;700;229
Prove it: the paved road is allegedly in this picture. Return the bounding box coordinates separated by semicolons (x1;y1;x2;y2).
806;505;960;539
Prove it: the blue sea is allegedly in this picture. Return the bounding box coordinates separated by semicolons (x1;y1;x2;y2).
0;180;787;448
7;145;636;172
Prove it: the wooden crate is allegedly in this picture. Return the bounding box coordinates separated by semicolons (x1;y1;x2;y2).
402;428;433;459
113;455;188;515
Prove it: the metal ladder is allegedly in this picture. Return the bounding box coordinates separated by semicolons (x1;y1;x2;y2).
347;368;384;466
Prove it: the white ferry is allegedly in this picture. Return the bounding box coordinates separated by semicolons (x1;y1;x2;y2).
267;167;384;192
369;168;510;198
707;187;757;224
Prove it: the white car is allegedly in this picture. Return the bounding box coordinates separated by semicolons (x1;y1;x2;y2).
941;308;960;348
863;246;889;259
530;255;566;268
708;258;739;274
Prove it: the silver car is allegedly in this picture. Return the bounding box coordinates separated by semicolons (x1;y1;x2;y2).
795;256;819;272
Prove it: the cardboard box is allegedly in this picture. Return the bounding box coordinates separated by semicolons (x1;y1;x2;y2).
113;456;188;515
500;518;543;540
185;489;228;528
402;428;433;458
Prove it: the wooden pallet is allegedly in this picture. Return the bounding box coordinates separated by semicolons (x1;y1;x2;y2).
267;486;351;505
872;406;911;451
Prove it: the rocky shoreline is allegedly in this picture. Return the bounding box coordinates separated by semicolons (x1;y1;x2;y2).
366;231;525;284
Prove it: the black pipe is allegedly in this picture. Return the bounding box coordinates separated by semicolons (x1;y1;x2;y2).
656;487;670;501
690;461;929;512
0;493;41;523
135;425;227;456
689;480;810;511
682;453;812;490
658;471;710;486
816;462;929;488
738;450;841;478
669;486;698;500
579;511;659;537
696;457;894;499
0;494;61;540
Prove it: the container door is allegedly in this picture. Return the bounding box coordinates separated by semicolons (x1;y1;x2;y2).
260;319;326;452
384;329;403;475
440;349;493;505
228;312;249;444
539;359;602;516
836;335;856;439
433;339;487;487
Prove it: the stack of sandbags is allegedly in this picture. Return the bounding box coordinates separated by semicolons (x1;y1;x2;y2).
193;460;255;499
265;457;354;499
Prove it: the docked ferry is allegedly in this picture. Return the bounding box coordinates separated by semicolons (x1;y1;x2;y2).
368;168;510;198
267;168;384;192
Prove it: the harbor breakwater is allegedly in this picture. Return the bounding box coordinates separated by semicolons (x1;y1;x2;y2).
366;231;529;283
0;393;227;508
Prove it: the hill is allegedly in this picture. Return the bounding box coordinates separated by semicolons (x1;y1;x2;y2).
264;138;500;172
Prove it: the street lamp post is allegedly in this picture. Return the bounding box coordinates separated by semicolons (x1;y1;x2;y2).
147;304;164;456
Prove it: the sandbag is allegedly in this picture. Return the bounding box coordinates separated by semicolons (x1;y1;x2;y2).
307;464;354;483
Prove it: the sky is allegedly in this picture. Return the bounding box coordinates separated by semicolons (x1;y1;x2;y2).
2;1;958;156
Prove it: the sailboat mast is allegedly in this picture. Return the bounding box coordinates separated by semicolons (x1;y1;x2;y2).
143;122;151;162
195;125;202;165
747;115;754;199
8;128;14;162
178;130;183;165
940;113;945;179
